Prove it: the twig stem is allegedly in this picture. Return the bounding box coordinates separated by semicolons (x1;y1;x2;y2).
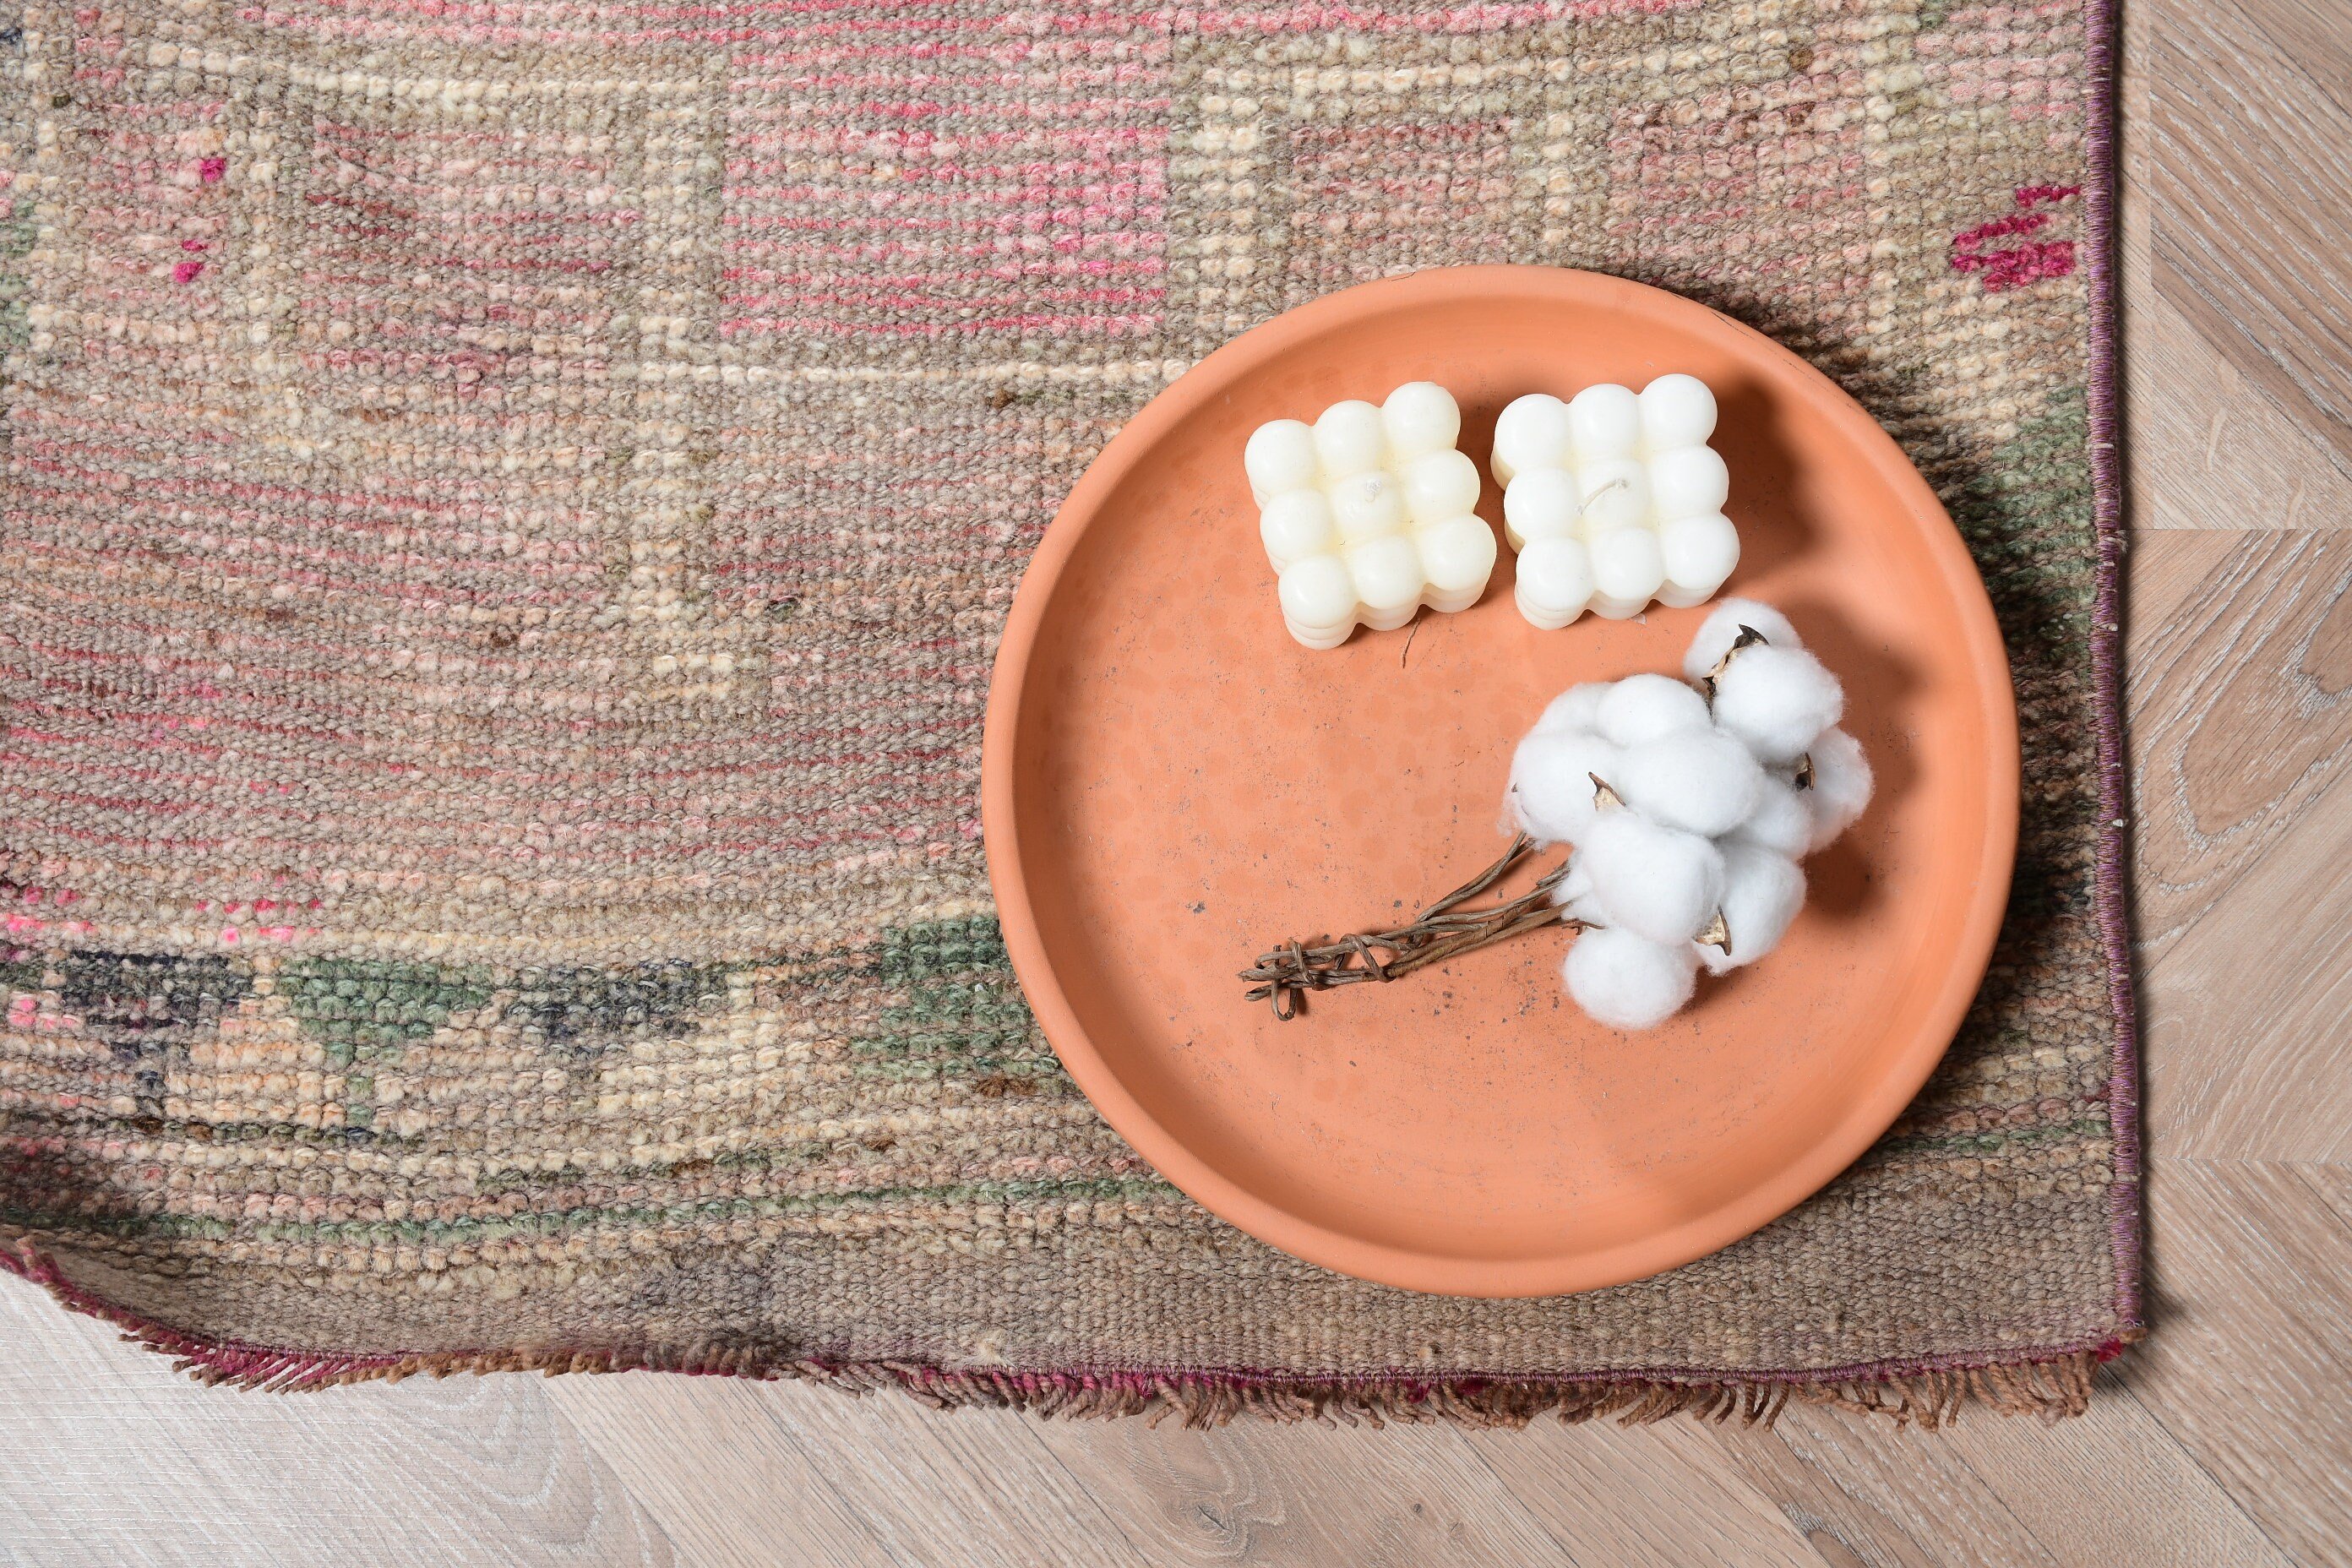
1239;834;1578;1020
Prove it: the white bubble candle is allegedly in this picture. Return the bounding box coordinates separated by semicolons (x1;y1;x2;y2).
1491;373;1740;628
1245;382;1498;650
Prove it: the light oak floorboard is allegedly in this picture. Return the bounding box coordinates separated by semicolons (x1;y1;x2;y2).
2129;534;2352;1159
541;1377;903;1568
0;1282;677;1568
1018;1414;1590;1565
2120;1159;2352;1566
2146;0;2352;464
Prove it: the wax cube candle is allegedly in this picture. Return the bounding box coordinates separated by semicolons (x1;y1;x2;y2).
1491;374;1740;628
1245;382;1498;650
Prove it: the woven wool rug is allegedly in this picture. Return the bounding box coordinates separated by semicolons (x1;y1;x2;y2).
0;0;2138;1423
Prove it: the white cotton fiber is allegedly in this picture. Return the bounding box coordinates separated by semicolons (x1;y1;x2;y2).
1557;890;1609;928
1548;864;1606;927
1682;597;1803;683
1510;615;1861;1026
1508;728;1624;846
1709;645;1844;765
1565;926;1700;1032
1595;672;1712;748
1533;682;1612;737
1802;727;1875;852
1613;727;1765;838
1700;844;1805;975
1733;773;1814;858
1573;809;1725;946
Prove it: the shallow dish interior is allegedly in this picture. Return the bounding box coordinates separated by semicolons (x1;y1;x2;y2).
983;267;2017;1297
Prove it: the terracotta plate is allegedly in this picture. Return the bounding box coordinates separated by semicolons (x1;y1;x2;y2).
983;266;2017;1298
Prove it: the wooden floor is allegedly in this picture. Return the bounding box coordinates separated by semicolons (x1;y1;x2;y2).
7;8;2350;1565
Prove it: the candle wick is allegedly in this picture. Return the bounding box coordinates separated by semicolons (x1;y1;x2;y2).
1574;475;1629;520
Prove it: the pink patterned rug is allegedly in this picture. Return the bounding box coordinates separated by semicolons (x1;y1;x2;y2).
0;0;2137;1423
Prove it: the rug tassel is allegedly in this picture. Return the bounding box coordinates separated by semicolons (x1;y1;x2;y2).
0;1237;2129;1427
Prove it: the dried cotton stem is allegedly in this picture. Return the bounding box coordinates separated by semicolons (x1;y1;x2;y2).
1240;834;1578;1020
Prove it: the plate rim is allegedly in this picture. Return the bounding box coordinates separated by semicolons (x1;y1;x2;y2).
981;264;2020;1298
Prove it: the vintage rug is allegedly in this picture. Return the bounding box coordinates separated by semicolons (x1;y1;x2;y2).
0;0;2138;1422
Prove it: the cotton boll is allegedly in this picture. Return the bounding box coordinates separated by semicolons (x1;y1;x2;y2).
1638;373;1718;451
1565;925;1701;1031
1700;844;1805;976
1574;810;1725;945
1513;536;1595;629
1614;728;1765;838
1596;672;1712;747
1576;457;1652;536
1380;381;1460;460
1554;878;1609;928
1712;644;1844;765
1587;525;1667;619
1492;393;1571;485
1732;773;1813;858
1507;728;1624;846
1682;597;1803;682
1533;682;1611;738
1557;890;1609;928
1568;383;1642;463
1647;444;1730;521
1277;554;1356;630
1802;727;1875;852
1329;470;1407;543
1414;514;1497;600
1244;419;1318;502
1503;467;1582;548
1548;863;1595;917
1312;400;1386;479
1402;448;1482;526
1259;491;1336;569
1654;512;1740;608
1544;863;1610;934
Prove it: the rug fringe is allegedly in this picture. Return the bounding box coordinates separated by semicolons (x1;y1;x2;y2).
2;1239;2132;1426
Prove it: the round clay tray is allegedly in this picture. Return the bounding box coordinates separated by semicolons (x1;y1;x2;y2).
982;266;2017;1298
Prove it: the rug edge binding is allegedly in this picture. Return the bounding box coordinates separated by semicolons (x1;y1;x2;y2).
3;1236;2140;1427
